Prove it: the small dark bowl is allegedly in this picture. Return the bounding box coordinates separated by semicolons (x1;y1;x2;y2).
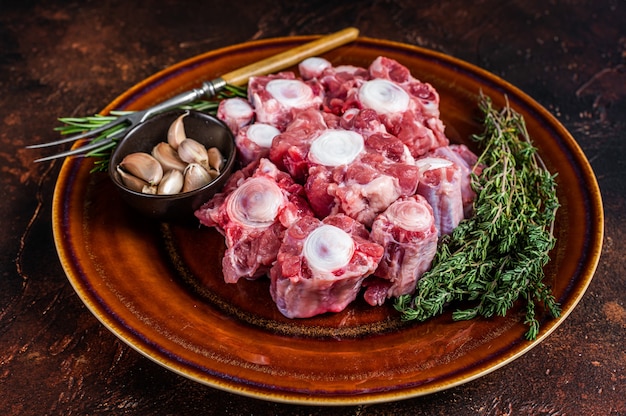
109;109;236;221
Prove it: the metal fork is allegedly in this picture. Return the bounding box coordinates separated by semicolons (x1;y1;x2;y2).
29;27;359;162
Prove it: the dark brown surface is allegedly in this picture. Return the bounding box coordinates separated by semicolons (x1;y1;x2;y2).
1;1;623;415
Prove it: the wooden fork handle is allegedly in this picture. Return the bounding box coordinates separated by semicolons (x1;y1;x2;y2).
220;27;359;87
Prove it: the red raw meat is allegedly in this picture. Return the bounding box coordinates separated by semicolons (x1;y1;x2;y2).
304;130;420;226
195;158;313;283
248;72;324;130
415;155;464;235
318;64;370;115
216;97;255;135
351;56;450;157
235;122;281;166
365;195;438;305
270;214;384;318
268;107;338;182
429;144;481;217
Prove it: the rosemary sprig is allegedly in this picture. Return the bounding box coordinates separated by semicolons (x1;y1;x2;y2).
54;84;247;171
394;93;561;340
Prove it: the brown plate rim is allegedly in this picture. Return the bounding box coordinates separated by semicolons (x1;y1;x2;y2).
52;35;604;405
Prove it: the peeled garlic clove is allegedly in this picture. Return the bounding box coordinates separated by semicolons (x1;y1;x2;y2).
152;142;187;172
207;147;224;172
182;163;212;192
167;112;188;150
116;165;149;192
178;138;209;170
119;152;163;185
157;169;184;195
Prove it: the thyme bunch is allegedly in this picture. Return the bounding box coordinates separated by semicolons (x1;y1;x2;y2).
395;93;561;340
54;84;247;171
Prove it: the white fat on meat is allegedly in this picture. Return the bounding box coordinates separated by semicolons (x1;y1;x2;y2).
365;195;438;305
415;156;464;236
333;174;401;227
429;144;481;217
235;123;281;165
216;97;255;135
270;214;384;318
194;158;313;283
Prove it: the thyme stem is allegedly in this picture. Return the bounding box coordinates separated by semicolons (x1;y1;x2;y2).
394;93;561;340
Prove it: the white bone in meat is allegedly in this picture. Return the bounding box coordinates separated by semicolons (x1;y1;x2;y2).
235;123;281;165
195;158;313;283
298;57;332;80
248;73;324;130
270;214;383;318
365;195;438;305
216;97;255;135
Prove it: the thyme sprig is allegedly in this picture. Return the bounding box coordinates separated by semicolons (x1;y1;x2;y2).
394;93;561;340
54;84;247;171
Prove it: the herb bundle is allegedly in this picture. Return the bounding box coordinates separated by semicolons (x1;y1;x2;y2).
394;93;561;340
54;84;247;172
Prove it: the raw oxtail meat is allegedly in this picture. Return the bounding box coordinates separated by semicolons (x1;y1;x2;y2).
304;128;420;227
234;122;281;166
216;97;255;136
269;214;384;318
247;72;324;130
428;144;481;217
364;195;438;306
268;107;338;182
195;158;313;283
196;55;481;318
415;155;464;236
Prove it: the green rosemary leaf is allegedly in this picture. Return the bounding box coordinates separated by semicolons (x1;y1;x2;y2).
394;93;561;340
52;84;246;169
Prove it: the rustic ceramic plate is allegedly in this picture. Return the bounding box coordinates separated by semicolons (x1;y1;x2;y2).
52;35;604;405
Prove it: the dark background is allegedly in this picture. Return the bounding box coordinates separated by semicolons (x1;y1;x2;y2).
1;1;624;415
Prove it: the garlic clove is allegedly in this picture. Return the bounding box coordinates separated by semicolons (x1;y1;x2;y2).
207;147;224;172
182;163;212;192
157;169;184;195
118;152;163;185
152;142;187;172
116;165;149;192
167;112;188;150
178;138;209;170
207;168;220;180
142;184;158;195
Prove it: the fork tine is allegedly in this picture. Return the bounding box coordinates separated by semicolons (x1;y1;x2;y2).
26;115;130;149
33;125;128;163
33;138;116;163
